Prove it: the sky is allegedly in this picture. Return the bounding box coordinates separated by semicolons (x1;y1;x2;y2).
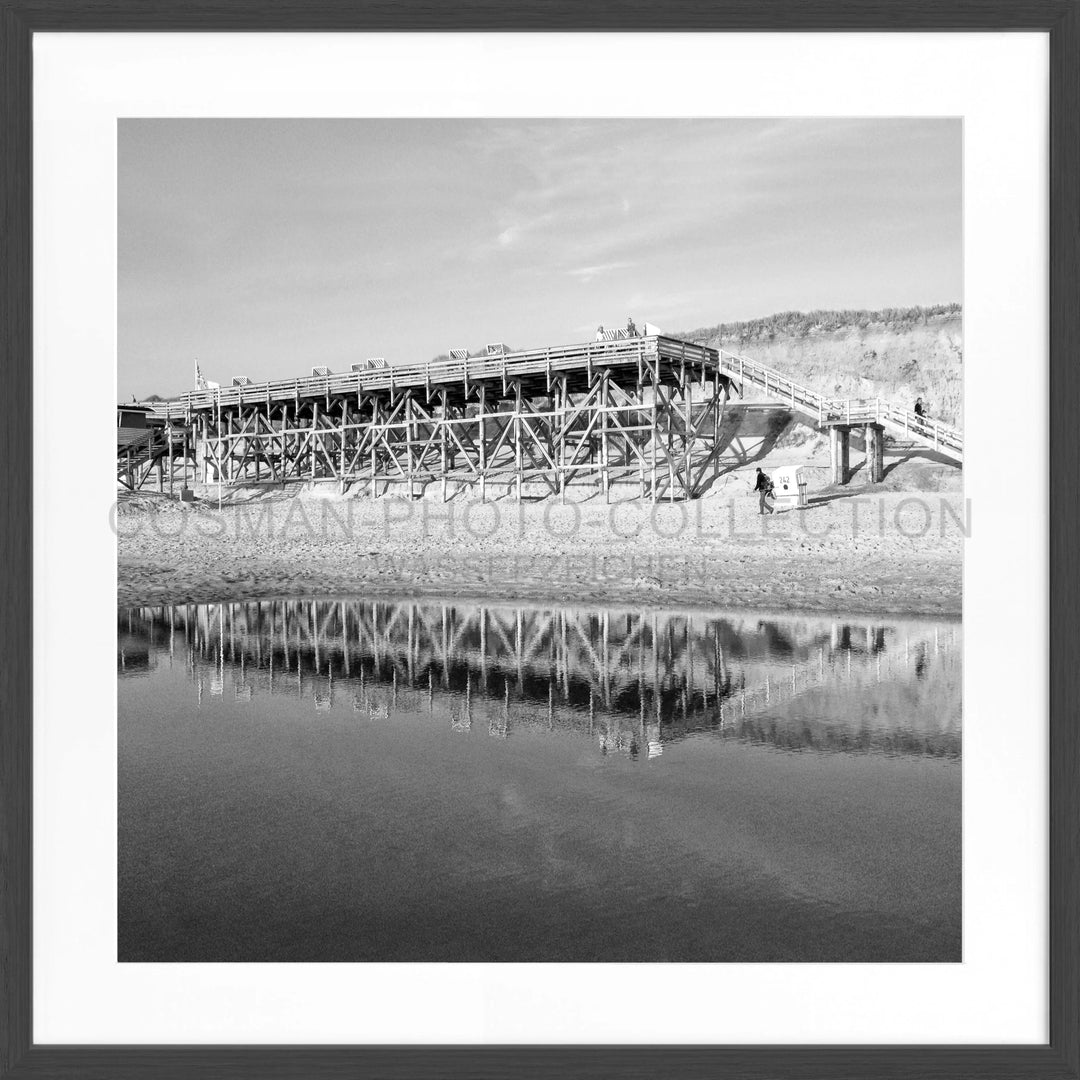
118;118;962;398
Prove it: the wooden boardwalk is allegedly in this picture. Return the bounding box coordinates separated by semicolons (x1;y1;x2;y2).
129;333;962;497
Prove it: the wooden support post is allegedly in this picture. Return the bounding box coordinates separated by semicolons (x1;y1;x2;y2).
650;385;659;502
211;416;219;484
478;382;487;502
370;396;379;498
558;376;568;504
440;389;449;502
682;366;692;499
254;414;262;484
226;413;233;484
311;401;318;481
668;386;677;503
868;424;885;484
636;368;646;500
600;372;610;502
339;397;348;491
405;392;415;499
514;380;523;501
829;426;850;485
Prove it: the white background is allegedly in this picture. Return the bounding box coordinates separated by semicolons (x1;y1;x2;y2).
34;33;1048;1045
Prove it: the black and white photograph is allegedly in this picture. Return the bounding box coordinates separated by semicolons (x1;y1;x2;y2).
116;118;963;964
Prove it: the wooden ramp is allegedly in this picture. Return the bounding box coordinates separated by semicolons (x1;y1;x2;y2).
718;349;963;464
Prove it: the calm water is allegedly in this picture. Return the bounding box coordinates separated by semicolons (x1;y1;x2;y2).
118;598;961;962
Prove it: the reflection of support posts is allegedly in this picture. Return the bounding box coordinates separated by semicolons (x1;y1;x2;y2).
867;424;885;484
830;425;850;485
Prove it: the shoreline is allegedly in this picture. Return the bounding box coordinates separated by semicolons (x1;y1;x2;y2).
117;567;962;621
117;488;964;618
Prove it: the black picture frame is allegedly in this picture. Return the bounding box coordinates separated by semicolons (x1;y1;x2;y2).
3;3;1077;1077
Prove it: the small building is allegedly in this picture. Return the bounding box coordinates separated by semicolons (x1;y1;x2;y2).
117;403;154;429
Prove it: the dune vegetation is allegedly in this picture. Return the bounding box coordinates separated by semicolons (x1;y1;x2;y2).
681;304;963;425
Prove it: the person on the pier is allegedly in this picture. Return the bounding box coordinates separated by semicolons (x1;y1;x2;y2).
754;468;775;515
595;325;605;341
626;315;637;337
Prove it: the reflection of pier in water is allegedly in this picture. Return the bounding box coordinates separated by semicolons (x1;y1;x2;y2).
119;600;961;759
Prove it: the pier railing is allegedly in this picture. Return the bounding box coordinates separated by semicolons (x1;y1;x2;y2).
156;335;721;419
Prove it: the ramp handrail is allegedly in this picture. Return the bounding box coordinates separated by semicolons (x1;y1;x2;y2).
718;348;962;459
719;350;827;422
822;398;962;454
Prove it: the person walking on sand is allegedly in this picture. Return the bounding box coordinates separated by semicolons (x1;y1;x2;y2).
753;467;775;515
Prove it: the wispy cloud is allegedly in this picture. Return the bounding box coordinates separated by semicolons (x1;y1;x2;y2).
487;210;558;254
119;118;961;397
567;261;635;284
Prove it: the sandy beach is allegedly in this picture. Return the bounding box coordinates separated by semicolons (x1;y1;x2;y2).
117;481;964;617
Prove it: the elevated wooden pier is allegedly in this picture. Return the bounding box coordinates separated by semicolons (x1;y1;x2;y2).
132;333;963;498
156;335;733;501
